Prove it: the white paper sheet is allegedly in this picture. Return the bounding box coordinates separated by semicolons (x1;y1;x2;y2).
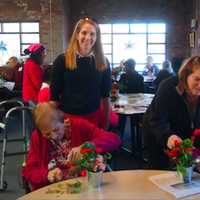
149;172;200;199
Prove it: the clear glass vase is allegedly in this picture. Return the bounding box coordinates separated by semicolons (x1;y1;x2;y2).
88;171;103;188
181;166;193;184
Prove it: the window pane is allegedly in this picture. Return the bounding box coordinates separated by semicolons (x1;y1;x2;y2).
135;64;145;72
130;24;147;33
3;23;19;32
105;54;112;63
101;34;111;43
148;54;165;63
21;22;39;32
0;34;20;65
99;24;111;33
148;34;165;43
148;23;166;33
102;44;112;54
148;44;165;54
21;34;39;43
113;34;147;63
0;24;1;32
113;24;129;33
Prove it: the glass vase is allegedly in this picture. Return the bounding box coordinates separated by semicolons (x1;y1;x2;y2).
181;166;193;184
88;171;103;188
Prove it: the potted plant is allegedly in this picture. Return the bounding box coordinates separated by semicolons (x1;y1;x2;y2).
69;142;111;188
166;139;196;183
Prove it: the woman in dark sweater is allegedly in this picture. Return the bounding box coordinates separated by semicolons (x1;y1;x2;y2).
143;56;200;169
51;18;111;129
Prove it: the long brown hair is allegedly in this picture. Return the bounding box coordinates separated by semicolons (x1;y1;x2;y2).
65;18;107;71
177;56;200;92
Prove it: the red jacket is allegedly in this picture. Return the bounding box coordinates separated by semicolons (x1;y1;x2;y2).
23;117;121;190
22;58;43;103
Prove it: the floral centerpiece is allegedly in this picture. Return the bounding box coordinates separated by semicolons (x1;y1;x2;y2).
165;138;199;183
69;142;111;187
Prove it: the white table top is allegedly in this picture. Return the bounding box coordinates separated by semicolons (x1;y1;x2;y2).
112;93;154;115
17;170;200;200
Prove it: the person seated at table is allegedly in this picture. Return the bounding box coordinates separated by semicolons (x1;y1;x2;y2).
153;60;174;91
0;56;23;90
143;56;200;170
37;65;52;103
118;59;144;140
22;102;121;191
142;56;159;77
119;58;144;94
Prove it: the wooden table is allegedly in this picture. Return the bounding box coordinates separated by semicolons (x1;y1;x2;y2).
17;170;200;200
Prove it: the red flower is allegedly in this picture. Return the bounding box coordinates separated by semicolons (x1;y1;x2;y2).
80;170;87;177
80;147;94;154
166;147;180;159
174;140;181;147
184;148;193;153
193;128;200;137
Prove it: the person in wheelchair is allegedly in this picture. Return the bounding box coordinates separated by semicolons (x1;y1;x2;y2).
22;102;121;191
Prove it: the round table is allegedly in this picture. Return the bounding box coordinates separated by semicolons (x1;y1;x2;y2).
17;170;200;200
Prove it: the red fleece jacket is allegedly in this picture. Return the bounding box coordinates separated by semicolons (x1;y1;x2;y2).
23;116;121;190
22;58;43;103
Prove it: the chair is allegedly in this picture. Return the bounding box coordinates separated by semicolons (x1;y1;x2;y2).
0;101;34;191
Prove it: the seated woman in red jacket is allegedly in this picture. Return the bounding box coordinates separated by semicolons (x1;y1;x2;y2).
23;102;121;191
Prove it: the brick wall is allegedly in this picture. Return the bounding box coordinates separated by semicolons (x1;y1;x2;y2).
0;0;195;63
68;0;194;60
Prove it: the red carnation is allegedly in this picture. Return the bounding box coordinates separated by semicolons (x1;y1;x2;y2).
174;139;181;147
80;170;87;177
80;147;94;154
184;148;193;153
193;128;200;137
166;147;180;159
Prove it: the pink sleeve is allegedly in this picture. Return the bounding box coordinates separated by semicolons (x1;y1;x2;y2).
77;118;121;153
22;131;49;191
38;88;51;103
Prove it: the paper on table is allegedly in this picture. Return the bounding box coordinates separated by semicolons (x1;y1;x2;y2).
149;172;200;199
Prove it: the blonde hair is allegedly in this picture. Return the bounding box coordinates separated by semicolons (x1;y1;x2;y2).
65;18;107;71
177;56;200;92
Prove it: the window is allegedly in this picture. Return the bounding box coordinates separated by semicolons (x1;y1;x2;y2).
0;22;39;65
99;23;166;71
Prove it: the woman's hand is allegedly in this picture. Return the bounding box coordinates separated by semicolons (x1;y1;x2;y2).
47;168;63;183
167;134;182;149
67;146;82;162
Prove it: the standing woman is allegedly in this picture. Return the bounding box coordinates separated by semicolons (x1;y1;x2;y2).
22;43;46;103
51;18;111;129
143;56;200;169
